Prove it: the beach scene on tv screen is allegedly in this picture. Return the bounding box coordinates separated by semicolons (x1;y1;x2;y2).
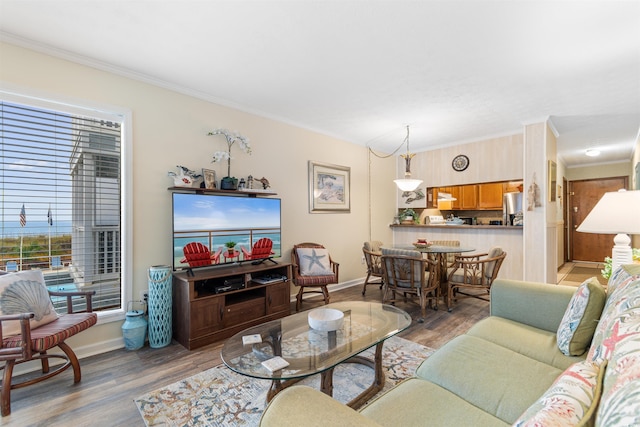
173;194;281;269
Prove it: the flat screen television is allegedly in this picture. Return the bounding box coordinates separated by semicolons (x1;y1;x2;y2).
172;193;281;271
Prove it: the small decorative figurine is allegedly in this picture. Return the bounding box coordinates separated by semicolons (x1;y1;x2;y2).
247;175;254;189
168;165;202;187
258;177;270;190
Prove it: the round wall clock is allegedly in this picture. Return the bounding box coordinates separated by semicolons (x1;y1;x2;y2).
452;154;469;172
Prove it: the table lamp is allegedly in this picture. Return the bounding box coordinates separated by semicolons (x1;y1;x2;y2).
576;189;640;272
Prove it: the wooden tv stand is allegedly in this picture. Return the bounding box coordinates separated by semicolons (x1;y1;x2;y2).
172;262;292;350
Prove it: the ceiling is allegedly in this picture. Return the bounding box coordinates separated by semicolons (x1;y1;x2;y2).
1;1;639;167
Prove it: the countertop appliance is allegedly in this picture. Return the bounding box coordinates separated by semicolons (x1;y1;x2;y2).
425;215;446;225
503;192;523;226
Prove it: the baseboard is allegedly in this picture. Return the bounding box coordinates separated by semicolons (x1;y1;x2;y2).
292;277;364;303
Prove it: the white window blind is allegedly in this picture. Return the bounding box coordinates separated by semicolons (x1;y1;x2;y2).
1;100;123;313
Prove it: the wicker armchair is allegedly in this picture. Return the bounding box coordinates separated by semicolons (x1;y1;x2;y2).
381;248;440;323
0;270;97;416
291;242;339;312
446;247;506;311
362;241;384;296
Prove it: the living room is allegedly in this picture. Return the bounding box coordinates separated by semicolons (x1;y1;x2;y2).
1;1;639;425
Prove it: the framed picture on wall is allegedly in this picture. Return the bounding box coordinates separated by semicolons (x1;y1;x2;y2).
548;160;557;202
202;168;217;189
308;161;351;213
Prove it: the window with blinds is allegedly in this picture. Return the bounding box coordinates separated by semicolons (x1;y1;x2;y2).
1;100;123;313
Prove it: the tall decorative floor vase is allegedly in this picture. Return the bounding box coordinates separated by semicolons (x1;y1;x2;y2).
148;265;172;348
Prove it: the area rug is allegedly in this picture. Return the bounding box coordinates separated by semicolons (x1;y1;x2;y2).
562;266;607;286
134;336;434;426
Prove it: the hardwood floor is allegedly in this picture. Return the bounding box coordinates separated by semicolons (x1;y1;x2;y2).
5;284;489;427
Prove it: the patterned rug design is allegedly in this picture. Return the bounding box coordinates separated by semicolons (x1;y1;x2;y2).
134;336;434;426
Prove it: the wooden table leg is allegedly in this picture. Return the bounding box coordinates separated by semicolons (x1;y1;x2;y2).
345;341;385;409
320;368;334;396
265;341;387;409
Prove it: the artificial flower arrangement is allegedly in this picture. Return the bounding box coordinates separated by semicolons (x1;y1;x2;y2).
601;247;640;279
208;128;252;190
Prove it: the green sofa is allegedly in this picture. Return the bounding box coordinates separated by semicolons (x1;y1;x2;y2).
260;264;640;427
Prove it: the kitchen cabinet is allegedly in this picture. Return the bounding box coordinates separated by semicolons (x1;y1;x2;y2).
427;181;518;211
460;185;478;209
478;183;504;209
450;186;461;209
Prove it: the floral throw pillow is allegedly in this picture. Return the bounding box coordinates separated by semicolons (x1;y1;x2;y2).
513;360;606;427
0;270;59;337
297;248;334;276
557;277;607;356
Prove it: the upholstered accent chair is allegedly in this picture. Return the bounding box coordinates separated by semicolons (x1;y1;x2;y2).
381;247;439;323
446;247;506;311
362;240;384;296
291;242;339;312
0;270;97;416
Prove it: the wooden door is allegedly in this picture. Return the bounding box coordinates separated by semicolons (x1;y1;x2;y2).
570;177;628;262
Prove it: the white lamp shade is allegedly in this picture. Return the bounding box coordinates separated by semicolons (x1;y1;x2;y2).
576;190;640;234
394;178;422;192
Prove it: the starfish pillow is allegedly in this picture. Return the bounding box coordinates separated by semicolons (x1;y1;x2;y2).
297;248;334;276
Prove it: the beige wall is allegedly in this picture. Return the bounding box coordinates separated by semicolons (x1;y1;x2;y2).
407;134;524;189
565;162;633;182
0;41;396;355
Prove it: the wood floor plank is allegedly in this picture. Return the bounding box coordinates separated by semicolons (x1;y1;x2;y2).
4;284;489;426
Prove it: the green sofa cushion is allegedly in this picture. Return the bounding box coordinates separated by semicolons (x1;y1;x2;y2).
259;385;382;427
415;335;562;424
557;277;606;356
360;378;509;427
490;279;576;332
468;317;586;370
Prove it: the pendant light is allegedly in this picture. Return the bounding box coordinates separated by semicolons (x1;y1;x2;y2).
394;125;423;191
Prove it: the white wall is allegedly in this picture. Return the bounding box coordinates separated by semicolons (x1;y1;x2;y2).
0;41;396;353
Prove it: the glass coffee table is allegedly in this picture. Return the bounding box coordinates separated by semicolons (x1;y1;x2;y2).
221;301;411;409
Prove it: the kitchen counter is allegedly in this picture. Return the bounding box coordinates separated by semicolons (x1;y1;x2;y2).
391;223;523;280
390;224;523;230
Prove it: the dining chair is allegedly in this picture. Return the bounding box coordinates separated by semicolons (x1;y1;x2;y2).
291;242;339;312
446;247;506;311
361;241;384;296
381;248;439;323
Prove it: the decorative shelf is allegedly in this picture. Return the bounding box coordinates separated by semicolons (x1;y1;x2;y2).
168;186;277;197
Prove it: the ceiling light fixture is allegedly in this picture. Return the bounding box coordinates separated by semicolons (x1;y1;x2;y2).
394;125;423;192
585;148;601;157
